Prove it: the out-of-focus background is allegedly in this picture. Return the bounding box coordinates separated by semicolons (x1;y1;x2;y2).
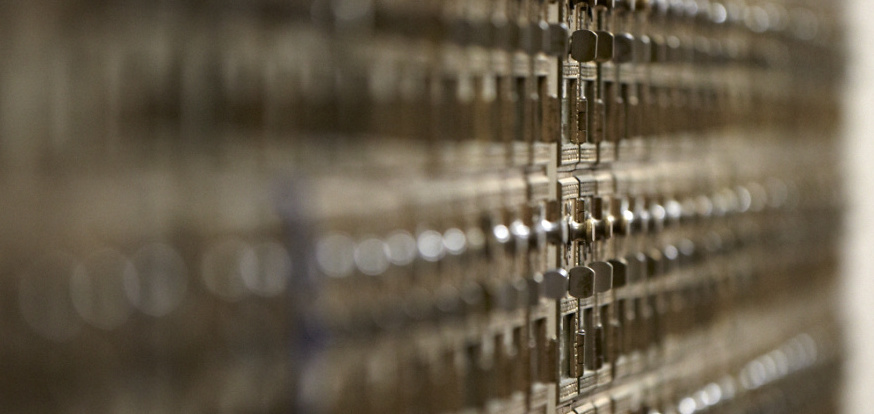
0;0;868;412
843;1;874;412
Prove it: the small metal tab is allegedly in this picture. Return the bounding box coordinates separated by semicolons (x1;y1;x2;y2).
571;30;599;62
595;31;615;62
569;266;596;298
591;261;614;292
540;269;570;299
613;33;635;63
546;23;570;56
608;259;628;287
626;253;646;284
523;21;546;54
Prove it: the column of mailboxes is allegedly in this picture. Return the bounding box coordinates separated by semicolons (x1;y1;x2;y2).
331;0;759;156
299;0;841;413
320;0;567;154
553;165;698;407
311;169;546;414
309;161;840;413
560;0;734;165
